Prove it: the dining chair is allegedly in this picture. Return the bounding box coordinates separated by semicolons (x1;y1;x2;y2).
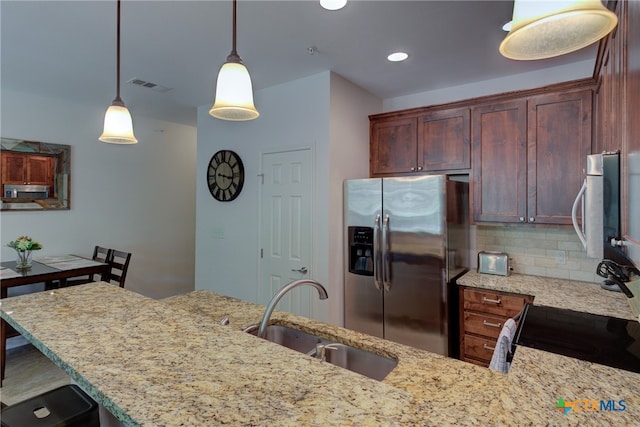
63;245;112;287
104;249;132;288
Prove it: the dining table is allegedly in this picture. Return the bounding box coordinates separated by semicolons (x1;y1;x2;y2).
0;254;110;385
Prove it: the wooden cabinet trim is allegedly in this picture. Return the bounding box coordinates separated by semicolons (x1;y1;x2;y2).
369;78;596;122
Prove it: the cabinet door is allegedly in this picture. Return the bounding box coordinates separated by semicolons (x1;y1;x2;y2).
1;152;27;184
472;100;527;223
527;90;592;224
418;108;470;171
370;117;417;175
26;155;53;185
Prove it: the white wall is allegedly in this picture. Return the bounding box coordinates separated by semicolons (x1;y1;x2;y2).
195;72;330;307
384;59;594;112
195;71;380;325
0;89;197;299
327;73;381;325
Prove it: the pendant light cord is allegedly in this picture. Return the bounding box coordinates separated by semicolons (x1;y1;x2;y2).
226;0;241;63
232;0;237;55
114;0;123;105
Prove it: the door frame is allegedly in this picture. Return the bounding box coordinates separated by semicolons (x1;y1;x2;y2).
257;145;316;309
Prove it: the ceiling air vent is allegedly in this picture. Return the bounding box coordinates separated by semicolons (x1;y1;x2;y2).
127;78;172;93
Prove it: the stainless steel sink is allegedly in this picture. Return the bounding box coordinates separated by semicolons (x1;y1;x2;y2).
245;324;326;353
308;343;397;381
245;324;397;380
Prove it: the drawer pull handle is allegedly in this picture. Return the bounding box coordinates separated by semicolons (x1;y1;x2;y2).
482;297;501;304
483;344;495;351
483;320;502;328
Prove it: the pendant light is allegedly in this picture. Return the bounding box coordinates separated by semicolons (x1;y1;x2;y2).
99;0;138;144
499;0;618;61
209;0;259;121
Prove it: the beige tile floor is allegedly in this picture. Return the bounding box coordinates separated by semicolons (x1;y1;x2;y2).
0;343;70;406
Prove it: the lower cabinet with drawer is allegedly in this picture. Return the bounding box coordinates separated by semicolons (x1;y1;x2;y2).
459;287;533;367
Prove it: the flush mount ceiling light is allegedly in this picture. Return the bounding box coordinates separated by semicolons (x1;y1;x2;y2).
99;0;138;144
209;0;259;121
387;52;409;62
320;0;347;11
500;0;617;60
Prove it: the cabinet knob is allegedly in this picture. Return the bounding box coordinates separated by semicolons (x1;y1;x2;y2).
417;166;423;171
410;167;416;171
519;217;525;222
529;217;535;222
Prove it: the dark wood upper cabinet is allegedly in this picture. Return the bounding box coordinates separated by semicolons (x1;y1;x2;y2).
472;100;527;223
419;108;470;171
1;152;27;183
1;152;54;186
370;117;417;175
370;79;594;226
526;90;592;225
472;89;592;225
370;109;471;177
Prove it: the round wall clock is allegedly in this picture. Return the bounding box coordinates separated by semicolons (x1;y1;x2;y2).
207;150;245;202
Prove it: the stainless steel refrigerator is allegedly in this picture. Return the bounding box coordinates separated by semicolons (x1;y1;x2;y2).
343;175;469;356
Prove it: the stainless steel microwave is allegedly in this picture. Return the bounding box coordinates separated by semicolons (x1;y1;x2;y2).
572;152;620;260
4;184;50;199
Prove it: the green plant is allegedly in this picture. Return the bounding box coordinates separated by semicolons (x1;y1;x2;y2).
7;235;43;252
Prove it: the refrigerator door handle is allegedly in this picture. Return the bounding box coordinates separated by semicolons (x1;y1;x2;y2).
382;214;391;292
373;214;382;291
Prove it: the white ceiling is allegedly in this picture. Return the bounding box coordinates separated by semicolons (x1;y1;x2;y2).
1;0;597;127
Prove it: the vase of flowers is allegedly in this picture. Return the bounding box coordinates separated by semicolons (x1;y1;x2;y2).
7;236;43;270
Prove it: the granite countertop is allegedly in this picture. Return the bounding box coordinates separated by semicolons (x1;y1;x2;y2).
458;270;636;320
1;275;639;426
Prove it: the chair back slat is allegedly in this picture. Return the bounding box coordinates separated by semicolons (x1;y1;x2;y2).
107;249;131;288
93;246;112;281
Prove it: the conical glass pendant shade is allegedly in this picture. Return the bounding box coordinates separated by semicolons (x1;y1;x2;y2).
500;0;617;60
209;61;259;121
99;103;138;144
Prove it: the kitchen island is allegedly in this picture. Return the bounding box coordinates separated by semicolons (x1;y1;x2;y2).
1;278;638;426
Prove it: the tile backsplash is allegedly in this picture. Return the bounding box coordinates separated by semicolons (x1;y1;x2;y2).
473;226;600;283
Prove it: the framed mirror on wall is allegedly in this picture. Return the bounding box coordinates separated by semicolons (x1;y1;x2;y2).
1;137;70;211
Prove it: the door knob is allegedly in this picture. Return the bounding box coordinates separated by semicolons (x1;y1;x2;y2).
291;267;308;274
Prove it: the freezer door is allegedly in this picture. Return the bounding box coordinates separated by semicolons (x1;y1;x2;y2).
344;179;384;339
382;175;449;355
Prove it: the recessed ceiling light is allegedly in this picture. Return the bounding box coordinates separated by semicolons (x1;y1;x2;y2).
387;52;408;62
320;0;347;11
502;20;512;32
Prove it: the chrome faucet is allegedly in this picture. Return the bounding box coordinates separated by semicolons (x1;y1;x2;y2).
313;343;340;362
257;279;328;338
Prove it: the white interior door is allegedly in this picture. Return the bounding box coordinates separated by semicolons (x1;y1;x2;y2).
260;148;314;317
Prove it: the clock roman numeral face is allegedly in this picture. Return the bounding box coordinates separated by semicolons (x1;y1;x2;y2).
207;150;245;202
